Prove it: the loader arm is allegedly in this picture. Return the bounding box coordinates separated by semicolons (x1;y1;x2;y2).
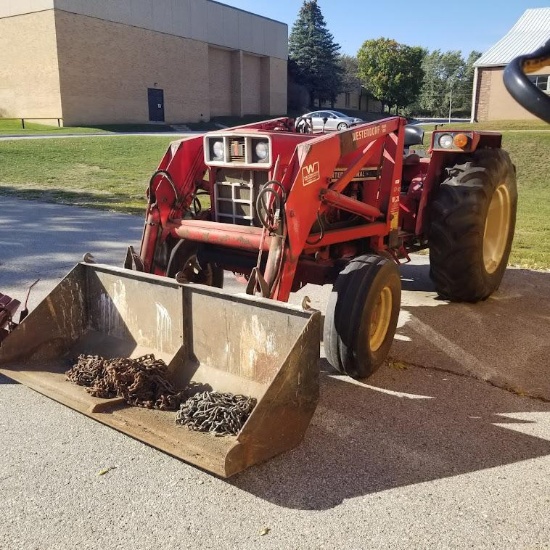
273;117;406;301
134;117;407;303
138;118;299;276
139;134;207;274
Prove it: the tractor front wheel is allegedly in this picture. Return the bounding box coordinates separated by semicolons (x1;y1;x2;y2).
324;254;401;378
429;149;517;302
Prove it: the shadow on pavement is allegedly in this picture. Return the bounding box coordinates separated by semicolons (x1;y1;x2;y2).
394;263;550;400
0;197;142;309
399;259;438;293
0;373;19;384
232;361;550;510
0;186;145;214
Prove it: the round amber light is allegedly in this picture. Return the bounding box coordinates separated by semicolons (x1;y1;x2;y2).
453;133;469;148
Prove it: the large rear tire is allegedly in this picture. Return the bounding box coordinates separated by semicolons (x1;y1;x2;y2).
429;149;517;302
324;255;401;379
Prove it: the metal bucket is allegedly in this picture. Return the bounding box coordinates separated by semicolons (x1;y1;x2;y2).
0;263;320;477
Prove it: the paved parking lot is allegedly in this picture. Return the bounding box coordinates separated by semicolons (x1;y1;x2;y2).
1;197;550;548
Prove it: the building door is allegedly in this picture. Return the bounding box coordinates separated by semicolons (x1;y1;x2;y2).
148;88;165;122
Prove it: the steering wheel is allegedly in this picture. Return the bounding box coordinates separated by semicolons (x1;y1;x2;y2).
295;116;313;133
504;39;550;123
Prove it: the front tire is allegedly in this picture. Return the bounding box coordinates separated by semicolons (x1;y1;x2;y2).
337;122;348;131
429;149;517;302
324;255;401;379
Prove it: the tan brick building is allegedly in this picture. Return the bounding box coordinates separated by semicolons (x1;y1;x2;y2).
0;0;288;126
471;8;550;122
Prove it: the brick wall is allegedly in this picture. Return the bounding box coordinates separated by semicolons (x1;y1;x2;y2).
476;66;545;121
208;47;232;118
0;9;288;126
0;11;62;119
260;57;287;116
242;54;261;115
475;68;492;121
55;11;210;125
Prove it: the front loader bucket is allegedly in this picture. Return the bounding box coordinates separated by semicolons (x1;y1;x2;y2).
0;263;320;477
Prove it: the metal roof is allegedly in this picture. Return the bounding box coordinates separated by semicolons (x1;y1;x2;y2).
475;8;550;67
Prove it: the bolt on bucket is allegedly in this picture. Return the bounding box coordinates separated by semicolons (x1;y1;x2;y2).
0;263;320;477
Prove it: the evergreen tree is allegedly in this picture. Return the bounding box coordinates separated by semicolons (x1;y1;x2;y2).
289;1;342;108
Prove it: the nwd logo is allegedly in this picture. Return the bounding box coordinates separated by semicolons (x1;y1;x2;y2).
301;161;320;186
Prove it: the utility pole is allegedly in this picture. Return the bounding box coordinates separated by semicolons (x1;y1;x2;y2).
448;82;453;124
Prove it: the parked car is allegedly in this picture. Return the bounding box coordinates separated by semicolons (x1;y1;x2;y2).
301;110;363;131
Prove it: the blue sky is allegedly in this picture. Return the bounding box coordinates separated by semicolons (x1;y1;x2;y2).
220;1;549;56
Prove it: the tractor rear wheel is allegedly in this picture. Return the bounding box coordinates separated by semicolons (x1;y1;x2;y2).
429;149;517;302
324;254;401;379
167;241;223;288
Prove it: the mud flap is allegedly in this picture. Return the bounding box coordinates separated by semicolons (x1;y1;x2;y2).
0;263;320;477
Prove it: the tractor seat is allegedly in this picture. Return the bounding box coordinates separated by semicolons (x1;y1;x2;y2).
404;124;424;147
403;153;421;165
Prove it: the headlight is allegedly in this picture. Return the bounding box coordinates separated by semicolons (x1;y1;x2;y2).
212;140;224;160
438;134;454;149
453;133;469;148
254;141;269;162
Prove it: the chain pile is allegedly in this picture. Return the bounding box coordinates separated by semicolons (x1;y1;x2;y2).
176;391;257;436
66;354;188;411
67;355;257;435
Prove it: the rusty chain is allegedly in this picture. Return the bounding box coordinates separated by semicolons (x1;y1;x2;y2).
175;391;257;436
66;354;188;411
66;355;257;435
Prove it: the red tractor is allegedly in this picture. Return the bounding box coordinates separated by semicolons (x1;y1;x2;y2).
1;48;544;475
127;114;517;379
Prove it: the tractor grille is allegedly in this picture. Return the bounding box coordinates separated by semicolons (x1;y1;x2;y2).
214;169;268;226
229;138;246;163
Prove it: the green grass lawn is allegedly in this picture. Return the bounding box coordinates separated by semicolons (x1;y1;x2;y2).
0;136;175;213
503;132;550;269
0;130;548;269
454;119;549;131
418;120;549;132
0;119;177;135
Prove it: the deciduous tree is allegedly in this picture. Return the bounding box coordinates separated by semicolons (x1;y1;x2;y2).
357;38;425;114
339;54;361;93
413;50;481;117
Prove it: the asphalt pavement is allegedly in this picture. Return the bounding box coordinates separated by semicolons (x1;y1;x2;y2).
1;196;550;548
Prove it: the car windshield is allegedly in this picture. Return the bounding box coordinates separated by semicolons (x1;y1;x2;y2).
331;111;348;118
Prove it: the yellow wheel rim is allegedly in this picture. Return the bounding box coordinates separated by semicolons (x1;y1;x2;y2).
369;286;393;352
483;183;511;274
